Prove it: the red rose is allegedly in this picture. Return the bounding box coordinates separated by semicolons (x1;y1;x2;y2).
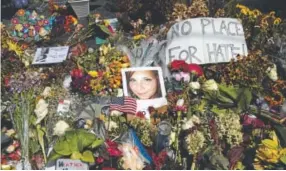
70;69;84;79
170;60;188;72
188;63;203;76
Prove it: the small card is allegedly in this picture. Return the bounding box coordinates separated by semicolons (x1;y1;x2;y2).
56;99;71;115
56;159;88;170
33;46;69;65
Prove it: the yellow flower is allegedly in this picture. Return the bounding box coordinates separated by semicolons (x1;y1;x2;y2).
15;24;23;32
88;71;98;77
103;20;110;26
253;9;262;17
240;8;249;15
133;34;146;40
6;40;23;56
274;18;281;25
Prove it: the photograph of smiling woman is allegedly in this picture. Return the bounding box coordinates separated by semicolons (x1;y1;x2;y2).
126;70;162;99
122;67;166;100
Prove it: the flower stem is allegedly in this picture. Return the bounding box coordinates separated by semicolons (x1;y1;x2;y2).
191;154;196;170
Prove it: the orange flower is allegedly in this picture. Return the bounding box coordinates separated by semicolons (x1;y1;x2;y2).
17;9;25;16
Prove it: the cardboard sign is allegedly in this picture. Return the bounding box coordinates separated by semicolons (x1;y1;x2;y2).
166;18;248;64
56;159;88;170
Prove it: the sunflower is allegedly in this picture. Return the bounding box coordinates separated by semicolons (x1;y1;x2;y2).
274;18;281;25
6;40;23;56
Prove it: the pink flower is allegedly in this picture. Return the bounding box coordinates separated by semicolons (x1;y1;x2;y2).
172;72;190;82
11;18;19;24
96;157;104;164
242;114;265;128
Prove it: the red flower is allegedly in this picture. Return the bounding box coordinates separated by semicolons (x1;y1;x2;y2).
106;140;122;157
188;63;203;76
136;111;146;119
1;154;7;164
70;69;84;79
170;60;189;72
11;18;19;24
96;157;104;164
8;152;21;161
107;148;122;157
4;76;10;87
106;139;118;149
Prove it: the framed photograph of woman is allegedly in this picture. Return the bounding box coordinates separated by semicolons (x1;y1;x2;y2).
122;67;166;100
122;67;168;119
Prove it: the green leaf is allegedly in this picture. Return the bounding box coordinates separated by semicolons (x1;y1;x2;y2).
77;129;96;147
54;137;72;156
66;132;79;152
280;155;286;165
98;24;111;35
48;150;63;162
29;139;40;154
81;150;94;163
70;151;83;160
218;84;239;100
90;139;104;148
237;88;252;111
36;125;47;163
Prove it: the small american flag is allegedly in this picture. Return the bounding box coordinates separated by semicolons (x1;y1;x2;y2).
110;97;137;114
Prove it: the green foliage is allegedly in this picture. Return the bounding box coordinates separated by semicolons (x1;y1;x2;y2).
48;129;104;162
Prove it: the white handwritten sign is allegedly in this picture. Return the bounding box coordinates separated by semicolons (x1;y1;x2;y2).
166;18;248;64
56;159;88;170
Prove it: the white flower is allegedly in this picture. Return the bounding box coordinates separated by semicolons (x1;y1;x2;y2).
105;120;118;131
53;120;70;136
182;118;194;130
88;47;94;54
34;99;49;124
5;129;16;137
202;79;218;91
266;64;278;81
6;145;15;153
189;82;200;90
191;115;201;124
63;75;72;89
110;110;123;116
117;88;124;97
176;99;184;107
169;131;176;145
41;87;51;98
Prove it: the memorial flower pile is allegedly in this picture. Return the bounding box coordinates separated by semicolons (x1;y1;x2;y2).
1;0;286;170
